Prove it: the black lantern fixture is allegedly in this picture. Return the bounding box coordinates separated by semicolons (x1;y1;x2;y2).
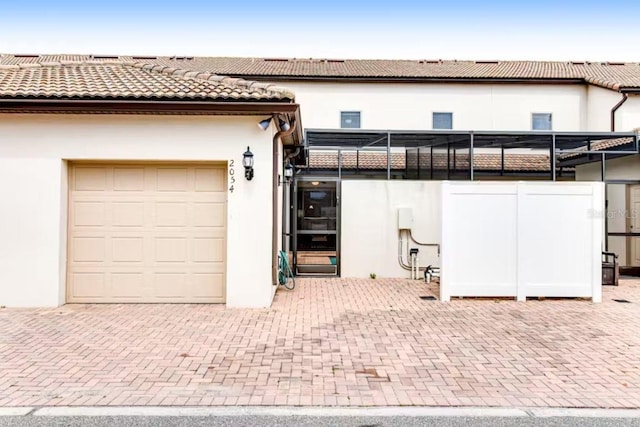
283;161;294;182
278;160;293;185
242;146;254;180
279;160;294;185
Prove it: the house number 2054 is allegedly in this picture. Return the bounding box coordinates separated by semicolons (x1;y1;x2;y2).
228;160;236;193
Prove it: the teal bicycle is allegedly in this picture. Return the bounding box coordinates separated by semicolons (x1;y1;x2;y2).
277;250;296;290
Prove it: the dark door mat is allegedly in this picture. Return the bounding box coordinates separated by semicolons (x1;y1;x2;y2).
613;299;631;303
620;267;640;277
419;296;437;301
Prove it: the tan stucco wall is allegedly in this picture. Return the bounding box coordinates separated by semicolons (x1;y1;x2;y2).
283;81;588;131
0;114;279;308
341;180;441;278
587;86;640;131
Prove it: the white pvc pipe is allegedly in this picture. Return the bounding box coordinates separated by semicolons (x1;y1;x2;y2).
411;253;416;280
409;255;413;280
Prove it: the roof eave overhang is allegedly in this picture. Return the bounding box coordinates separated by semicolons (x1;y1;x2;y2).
0;98;303;145
0;98;299;114
219;75;587;85
587;82;640;93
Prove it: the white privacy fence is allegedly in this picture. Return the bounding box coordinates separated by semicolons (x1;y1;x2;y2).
440;182;604;302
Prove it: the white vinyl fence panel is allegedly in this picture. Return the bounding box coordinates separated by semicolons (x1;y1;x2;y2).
441;182;603;302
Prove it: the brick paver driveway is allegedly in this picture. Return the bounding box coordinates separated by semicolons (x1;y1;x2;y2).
1;278;640;408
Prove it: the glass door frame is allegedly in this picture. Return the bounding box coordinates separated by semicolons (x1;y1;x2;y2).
292;175;341;276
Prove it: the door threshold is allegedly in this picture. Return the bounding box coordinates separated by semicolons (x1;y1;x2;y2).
296;264;338;275
295;273;340;278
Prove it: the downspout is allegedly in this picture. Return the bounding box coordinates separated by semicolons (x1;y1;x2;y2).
272;117;297;286
611;93;628;131
285;147;301;165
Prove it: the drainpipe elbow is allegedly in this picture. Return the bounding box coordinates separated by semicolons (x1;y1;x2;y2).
611;93;628;132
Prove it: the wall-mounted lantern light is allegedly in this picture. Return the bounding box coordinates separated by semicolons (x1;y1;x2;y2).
279;161;294;186
243;146;254;180
284;161;294;182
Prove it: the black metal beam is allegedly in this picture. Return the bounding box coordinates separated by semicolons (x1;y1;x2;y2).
470;132;474;181
447;143;451;180
551;134;556;181
430;146;434;180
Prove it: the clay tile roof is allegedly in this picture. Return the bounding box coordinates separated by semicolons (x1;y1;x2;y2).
308;151;552;172
559;136;636;160
131;57;640;91
4;54;640;94
588;136;635;151
0;60;295;101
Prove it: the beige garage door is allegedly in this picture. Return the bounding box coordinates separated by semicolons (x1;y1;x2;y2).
67;163;226;303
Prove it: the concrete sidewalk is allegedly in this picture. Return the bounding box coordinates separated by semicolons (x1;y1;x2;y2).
1;278;639;408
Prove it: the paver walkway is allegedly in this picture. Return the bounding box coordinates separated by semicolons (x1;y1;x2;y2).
1;278;640;408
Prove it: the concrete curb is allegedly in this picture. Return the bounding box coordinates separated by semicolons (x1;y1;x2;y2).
5;406;636;418
0;408;33;416
530;408;640;418
32;406;526;417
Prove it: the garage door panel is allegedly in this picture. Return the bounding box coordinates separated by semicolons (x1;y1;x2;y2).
68;163;227;303
191;273;225;299
193;203;226;227
113;167;145;191
112;237;144;262
110;273;145;298
155;202;188;227
155;168;189;191
72;237;106;262
111;202;146;227
153;273;187;298
69;273;106;298
195;168;225;192
193;238;225;263
71;266;226;276
73;202;107;227
71;230;226;239
154;238;188;262
74;167;107;191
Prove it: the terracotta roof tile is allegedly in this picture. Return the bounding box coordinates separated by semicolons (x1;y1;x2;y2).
308;151;552;172
559;136;636;159
4;55;640;91
133;57;640;90
0;61;295;101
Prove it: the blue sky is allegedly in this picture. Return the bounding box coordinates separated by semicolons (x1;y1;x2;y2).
1;0;639;61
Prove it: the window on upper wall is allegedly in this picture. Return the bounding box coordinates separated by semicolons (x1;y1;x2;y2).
532;113;553;131
432;112;453;130
340;111;361;128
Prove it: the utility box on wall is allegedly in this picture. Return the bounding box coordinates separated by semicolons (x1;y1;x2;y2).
340;180;442;279
398;208;413;230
